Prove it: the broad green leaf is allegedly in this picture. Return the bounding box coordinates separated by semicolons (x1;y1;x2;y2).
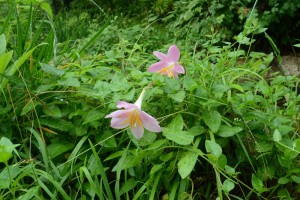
178;151;198;179
278;177;290;184
187;125;206;136
168;90;185;102
96;130;117;148
294;43;300;48
168;114;184;131
216;125;243;137
40;1;53;19
162;127;194;145
202;110;221;133
251;174;266;194
291;175;300;184
222;179;235;193
112;151;150;171
0;34;6;55
120;178;137;195
0;137;19;163
40;118;74;132
224;165;235;175
147;139;167;150
83;110;104;125
40;63;65;76
0;145;12;163
205;140;222;158
0;166;21;189
58;77;80;87
0;50;13;74
21;100;39;116
93;80;111;97
273;129;282;142
255;141;273;153
150;165;163;175
47;142;74;159
110;72;129;92
43;105;62;118
183;76;197;92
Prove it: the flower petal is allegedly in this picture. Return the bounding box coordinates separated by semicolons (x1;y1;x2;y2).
173;64;185;74
130;125;144;139
105;109;131;118
153;51;168;60
110;117;129;129
140;111;161;132
116;101;136;109
168;45;180;62
148;61;167;72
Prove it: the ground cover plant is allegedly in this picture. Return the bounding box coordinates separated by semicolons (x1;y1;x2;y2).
0;0;300;199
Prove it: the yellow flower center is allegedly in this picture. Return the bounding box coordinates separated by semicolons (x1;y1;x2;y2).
157;64;175;77
123;109;143;128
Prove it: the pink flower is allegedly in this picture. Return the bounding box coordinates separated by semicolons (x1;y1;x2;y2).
148;44;185;78
105;89;161;139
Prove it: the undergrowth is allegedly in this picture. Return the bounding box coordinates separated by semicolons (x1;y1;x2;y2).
0;0;299;199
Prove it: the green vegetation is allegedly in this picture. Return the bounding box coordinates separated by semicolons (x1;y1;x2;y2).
0;0;299;199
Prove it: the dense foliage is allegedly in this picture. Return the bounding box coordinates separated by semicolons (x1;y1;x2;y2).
0;0;299;199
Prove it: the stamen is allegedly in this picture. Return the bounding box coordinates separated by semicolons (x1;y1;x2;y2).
122;109;143;128
157;64;175;77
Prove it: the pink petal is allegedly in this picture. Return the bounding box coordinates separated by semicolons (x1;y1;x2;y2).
110;117;129;129
117;101;136;109
153;51;168;60
140;111;161;132
168;45;180;62
148;61;167;72
105;109;132;118
173;64;185;74
130;125;144;139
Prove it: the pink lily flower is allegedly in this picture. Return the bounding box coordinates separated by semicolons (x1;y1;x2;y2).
148;44;185;78
105;89;161;139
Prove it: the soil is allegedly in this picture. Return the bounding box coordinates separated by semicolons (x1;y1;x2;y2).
282;55;300;76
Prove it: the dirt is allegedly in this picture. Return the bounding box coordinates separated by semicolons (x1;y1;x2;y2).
282;55;300;76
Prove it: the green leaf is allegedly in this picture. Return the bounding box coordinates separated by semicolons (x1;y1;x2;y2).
205;140;222;158
183;76;197;92
47;142;74;159
40;1;53;19
168;114;184;131
2;45;44;88
0;137;19;163
0;50;13;74
17;186;39;200
291;175;300;184
202;110;221;133
58;77;80;87
162;128;194;145
178;151;198;179
110;72;129;92
278;177;290;184
251;174;266;194
40;118;74;132
83;110;104;125
0;166;21;189
223;179;235;193
168;90;185;102
216;125;243;137
294;43;300;48
40;63;65;76
273;129;282;142
43;105;62;118
21;100;39;116
120;178;137;195
93;81;111;97
0;34;6;55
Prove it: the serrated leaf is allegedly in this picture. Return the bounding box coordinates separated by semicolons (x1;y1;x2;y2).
216;125;243;137
47;142;74;159
162;128;194;145
178;151;198;179
205;140;222;158
203;110;221;133
110;72;129;92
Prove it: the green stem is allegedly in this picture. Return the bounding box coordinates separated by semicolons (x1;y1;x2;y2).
208;131;223;200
